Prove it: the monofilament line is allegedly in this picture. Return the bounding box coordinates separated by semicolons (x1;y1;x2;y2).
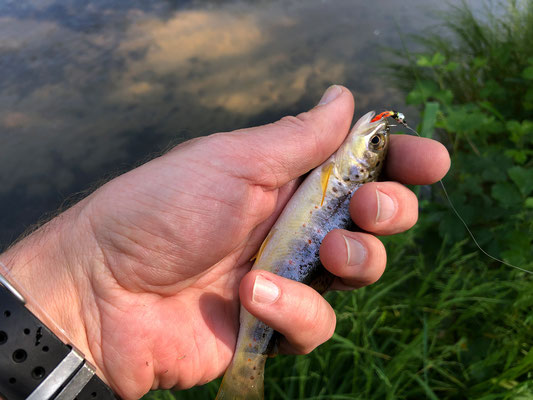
437;180;533;274
402;122;533;275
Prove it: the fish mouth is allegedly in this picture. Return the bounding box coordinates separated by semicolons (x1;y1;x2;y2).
350;110;391;137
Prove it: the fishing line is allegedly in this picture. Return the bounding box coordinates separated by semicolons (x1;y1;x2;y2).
399;118;533;275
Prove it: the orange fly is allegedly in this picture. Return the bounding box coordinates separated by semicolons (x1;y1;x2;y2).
370;110;407;126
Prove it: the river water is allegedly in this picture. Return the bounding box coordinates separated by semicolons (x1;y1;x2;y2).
0;0;448;248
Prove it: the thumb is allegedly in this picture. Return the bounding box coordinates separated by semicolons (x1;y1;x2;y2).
224;85;355;189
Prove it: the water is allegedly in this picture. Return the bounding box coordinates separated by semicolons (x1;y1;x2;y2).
0;0;444;248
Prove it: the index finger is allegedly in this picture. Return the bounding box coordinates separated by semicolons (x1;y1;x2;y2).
384;135;451;185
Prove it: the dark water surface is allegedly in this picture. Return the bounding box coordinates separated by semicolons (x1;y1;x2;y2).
0;0;445;248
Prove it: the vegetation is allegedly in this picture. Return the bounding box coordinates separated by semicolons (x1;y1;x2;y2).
145;1;533;398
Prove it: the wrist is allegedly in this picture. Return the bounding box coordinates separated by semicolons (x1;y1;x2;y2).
0;200;99;377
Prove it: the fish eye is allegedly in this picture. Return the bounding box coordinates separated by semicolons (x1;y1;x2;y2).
369;134;384;150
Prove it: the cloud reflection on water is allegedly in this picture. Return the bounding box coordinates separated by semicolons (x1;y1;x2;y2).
0;0;432;246
111;6;349;115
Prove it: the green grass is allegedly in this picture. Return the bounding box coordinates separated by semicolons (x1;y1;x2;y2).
144;1;533;398
144;229;533;399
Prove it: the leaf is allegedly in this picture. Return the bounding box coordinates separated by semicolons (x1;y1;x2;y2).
508;166;533;197
500;230;532;267
480;79;506;100
478;101;504;121
491;182;522;207
522;66;533;80
481;166;508;183
504;149;528;164
420;102;439;138
444;61;459;72
416;55;431;67
431;52;446;66
525;89;533;110
473;57;488;69
406;80;440;105
506;119;533;143
435;89;454;105
438;213;467;242
406;90;425;105
525;197;533;208
443;105;487;134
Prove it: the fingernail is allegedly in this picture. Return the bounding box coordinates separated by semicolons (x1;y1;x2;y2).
317;85;342;105
252;275;280;304
343;236;367;266
376;189;396;222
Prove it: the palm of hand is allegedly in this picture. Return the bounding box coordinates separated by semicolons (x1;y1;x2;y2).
82;135;293;395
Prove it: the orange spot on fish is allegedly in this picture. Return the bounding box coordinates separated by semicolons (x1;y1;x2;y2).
303;223;306;227
315;205;319;209
248;358;251;362
308;239;312;244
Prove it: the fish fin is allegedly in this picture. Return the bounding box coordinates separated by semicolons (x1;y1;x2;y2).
320;163;334;207
249;229;275;262
266;332;280;357
309;270;335;294
352;111;376;131
216;353;267;400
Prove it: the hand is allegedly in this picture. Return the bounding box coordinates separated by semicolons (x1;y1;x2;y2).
0;86;450;399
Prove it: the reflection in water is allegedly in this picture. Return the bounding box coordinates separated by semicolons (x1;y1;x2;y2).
0;0;439;247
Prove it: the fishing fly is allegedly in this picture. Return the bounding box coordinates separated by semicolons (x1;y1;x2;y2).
371;110;533;275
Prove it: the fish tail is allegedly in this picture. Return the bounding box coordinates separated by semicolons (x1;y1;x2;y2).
215;352;267;400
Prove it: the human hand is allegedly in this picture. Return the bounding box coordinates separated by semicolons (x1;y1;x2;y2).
0;86;450;399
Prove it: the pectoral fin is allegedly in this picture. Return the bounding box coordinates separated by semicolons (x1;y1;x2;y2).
320;163;334;207
249;229;275;262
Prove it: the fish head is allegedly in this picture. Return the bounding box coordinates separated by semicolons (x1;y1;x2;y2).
334;111;390;184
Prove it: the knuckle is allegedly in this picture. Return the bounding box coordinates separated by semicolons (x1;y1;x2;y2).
277;113;313;132
298;344;316;355
299;293;323;331
408;207;419;227
367;240;387;282
275;114;323;157
324;309;336;341
291;294;335;351
400;189;419;229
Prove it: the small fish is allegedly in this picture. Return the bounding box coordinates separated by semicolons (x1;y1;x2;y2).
215;111;390;399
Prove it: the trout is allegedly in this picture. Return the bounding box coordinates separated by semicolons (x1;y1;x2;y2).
216;111;390;399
